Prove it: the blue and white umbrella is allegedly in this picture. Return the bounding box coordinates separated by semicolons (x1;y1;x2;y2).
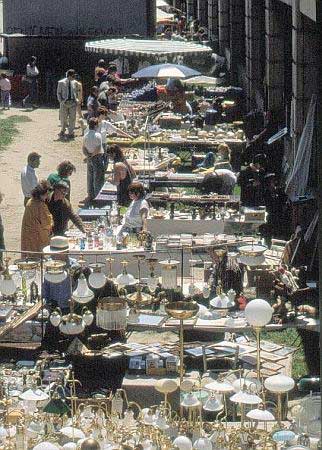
132;63;200;79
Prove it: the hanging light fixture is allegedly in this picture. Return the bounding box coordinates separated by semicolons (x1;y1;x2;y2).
203;393;223;412
44;260;67;284
82;307;94;326
115;261;136;287
49;308;62;327
72;273;94;304
50;299;92;336
88;263;106;289
146;258;159;294
0;258;17;296
159;259;180;290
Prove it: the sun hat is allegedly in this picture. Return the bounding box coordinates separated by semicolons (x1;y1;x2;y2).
43;236;70;254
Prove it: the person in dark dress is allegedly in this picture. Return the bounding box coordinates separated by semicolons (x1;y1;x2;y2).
112;162;133;207
260;173;290;241
238;153;266;206
87;86;100;119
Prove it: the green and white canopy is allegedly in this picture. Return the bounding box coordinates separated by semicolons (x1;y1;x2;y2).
85;38;212;57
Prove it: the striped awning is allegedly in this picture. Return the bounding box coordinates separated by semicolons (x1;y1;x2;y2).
157;8;175;23
85;38;212;57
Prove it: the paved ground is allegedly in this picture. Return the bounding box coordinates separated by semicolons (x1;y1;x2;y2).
0;106;87;253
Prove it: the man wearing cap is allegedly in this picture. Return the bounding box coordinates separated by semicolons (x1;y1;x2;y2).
47;181;85;236
21;152;41;206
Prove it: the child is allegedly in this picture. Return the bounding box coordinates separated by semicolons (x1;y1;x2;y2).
0;73;11;109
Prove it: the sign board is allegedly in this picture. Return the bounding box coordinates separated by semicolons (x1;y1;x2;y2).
3;0;155;37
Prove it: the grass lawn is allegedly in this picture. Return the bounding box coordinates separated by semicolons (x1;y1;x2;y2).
0;114;32;151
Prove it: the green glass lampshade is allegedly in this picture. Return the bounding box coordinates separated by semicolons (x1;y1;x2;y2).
43;398;70;415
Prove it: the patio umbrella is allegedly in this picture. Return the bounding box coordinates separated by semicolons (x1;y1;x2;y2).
132;63;200;79
183;75;224;86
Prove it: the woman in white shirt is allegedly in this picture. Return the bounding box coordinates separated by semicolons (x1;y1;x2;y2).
23;56;39;108
97;107;132;168
121;182;149;233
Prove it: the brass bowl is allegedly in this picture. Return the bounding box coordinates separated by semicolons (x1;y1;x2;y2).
126;290;154;307
165;301;199;320
14;258;41;270
97;297;127;311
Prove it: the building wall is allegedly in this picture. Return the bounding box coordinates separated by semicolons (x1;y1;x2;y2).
3;0;155;37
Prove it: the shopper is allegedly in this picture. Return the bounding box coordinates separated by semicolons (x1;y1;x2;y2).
21;152;41;206
238;153;266;206
21;180;53;254
87;86;100;119
57;69;78;138
120;182;149;234
75;74;84;120
0;73;11;109
47;181;85;235
201;169;237;195
82;118;105;203
110;162;133;206
96;107;133;167
22;56;39;109
48;160;76;201
94;59;107;86
106;144;135;178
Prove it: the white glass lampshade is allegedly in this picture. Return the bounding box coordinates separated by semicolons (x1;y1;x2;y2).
88;270;106;289
59;318;85;335
246;408;275;421
155;414;169;430
180;378;195;392
203;394;223;412
147;275;159;293
60;426;85;440
204;379;234;393
49;310;62;327
245;298;273;327
173;436;192;450
27;421;45;439
19;388;49;402
180;393;201;409
143;410;155;425
264;374;295;393
115;271;136;287
193;437;212;450
232;378;261;393
44;270;67;284
155;378;178;394
82;309;94;326
229;391;262;405
33;442;61;450
72;274;94;304
0;276;16;296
